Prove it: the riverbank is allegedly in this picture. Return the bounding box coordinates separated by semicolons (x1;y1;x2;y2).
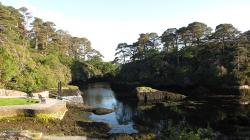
110;81;250;103
0;102;112;139
0;98;67;119
1;82;250;139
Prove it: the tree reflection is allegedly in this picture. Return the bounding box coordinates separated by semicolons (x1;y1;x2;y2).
132;98;250;139
80;83;250;138
115;102;135;124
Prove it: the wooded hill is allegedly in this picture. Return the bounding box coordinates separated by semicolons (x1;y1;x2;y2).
114;22;250;89
0;3;117;93
0;2;249;93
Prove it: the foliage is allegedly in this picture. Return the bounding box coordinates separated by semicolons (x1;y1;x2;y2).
0;4;112;92
161;126;214;140
71;60;118;82
35;113;55;124
114;21;250;89
86;60;118;77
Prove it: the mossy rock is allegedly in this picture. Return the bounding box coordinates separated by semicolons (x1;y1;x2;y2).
136;87;158;93
109;134;134;140
135;86;186;102
62;85;79;91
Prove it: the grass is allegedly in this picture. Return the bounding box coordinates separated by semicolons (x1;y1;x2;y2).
0;98;39;106
50;85;79;90
35;113;56;123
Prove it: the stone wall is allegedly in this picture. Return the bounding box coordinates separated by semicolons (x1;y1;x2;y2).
0;100;67;119
0;89;26;97
32;91;50;98
135;86;186;102
0;89;50;98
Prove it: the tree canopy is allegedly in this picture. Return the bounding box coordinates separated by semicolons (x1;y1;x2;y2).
0;4;113;92
114;22;250;88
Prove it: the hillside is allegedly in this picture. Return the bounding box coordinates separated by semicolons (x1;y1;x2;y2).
0;3;116;93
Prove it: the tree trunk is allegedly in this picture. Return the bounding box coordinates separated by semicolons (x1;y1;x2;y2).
175;37;179;65
35;37;38;49
237;51;240;72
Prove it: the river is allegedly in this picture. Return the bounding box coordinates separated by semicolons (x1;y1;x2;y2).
82;82;138;134
80;82;250;138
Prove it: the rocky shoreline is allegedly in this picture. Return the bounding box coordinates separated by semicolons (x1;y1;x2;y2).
0;102;114;139
110;82;250;104
0;101;159;139
135;86;186;102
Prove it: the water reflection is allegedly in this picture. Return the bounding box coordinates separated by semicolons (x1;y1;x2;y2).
115;102;134;125
82;83;138;134
81;83;250;138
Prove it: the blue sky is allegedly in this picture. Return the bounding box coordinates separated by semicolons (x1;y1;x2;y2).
1;0;250;61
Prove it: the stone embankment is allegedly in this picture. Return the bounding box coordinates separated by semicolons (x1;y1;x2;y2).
0;98;67;119
0;89;49;98
0;89;26;97
135;87;186;102
0;89;67;119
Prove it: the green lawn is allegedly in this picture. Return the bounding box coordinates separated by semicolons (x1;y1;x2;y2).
0;98;39;106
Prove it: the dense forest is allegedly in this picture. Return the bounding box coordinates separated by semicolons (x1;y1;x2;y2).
0;3;249;94
0;3;117;93
114;22;250;89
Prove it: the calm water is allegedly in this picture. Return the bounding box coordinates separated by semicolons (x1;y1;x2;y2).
82;83;138;134
81;82;250;138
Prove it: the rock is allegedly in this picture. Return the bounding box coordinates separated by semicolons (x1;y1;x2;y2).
66;102;94;110
50;85;82;97
66;102;114;115
239;95;250;105
135;86;186;102
164;92;186;101
109;133;156;140
109;133;134;140
0;130;42;140
136;87;158;93
92;108;114;115
239;85;250;90
77;121;112;133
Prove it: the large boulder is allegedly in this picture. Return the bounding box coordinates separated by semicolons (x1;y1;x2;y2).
135;87;186;102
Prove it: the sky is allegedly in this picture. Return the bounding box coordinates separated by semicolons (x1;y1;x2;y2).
1;0;250;61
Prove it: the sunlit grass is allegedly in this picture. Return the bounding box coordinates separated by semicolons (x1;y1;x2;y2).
0;98;38;106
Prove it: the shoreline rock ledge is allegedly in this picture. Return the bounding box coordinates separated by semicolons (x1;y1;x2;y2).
135;86;186;102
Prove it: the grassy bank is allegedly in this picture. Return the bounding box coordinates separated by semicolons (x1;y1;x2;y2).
0;98;38;106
